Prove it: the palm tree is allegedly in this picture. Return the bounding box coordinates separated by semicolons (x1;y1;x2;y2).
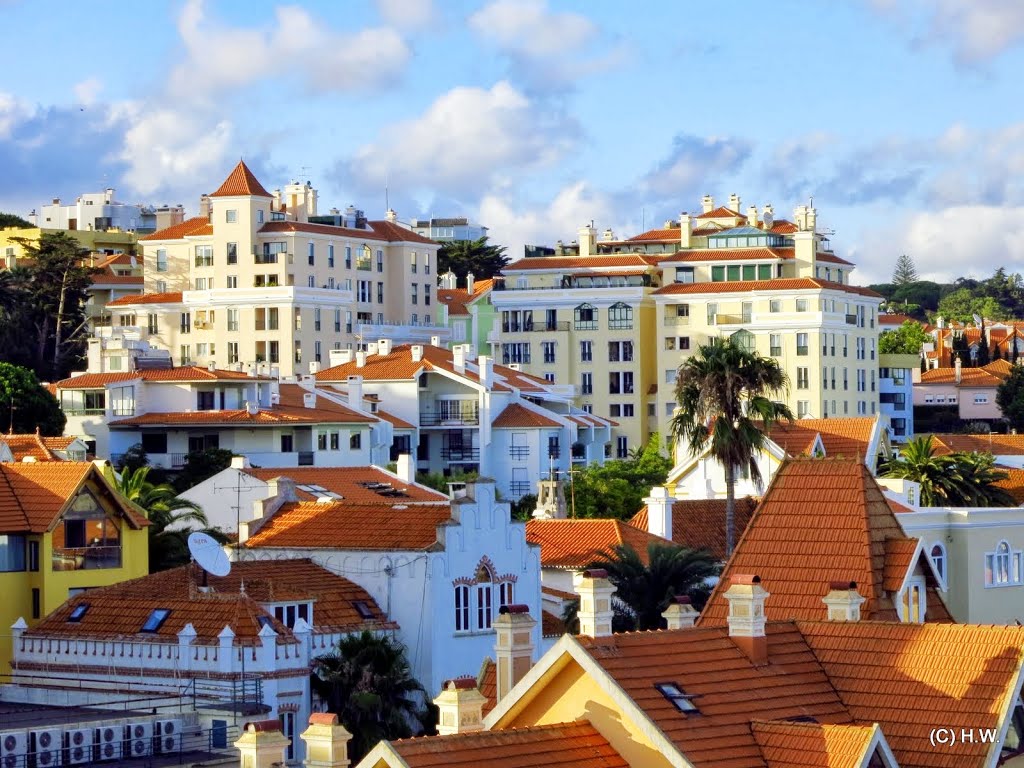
954;451;1014;506
882;435;962;506
670;338;793;556
584;542;719;631
312;631;430;762
105;465;215;571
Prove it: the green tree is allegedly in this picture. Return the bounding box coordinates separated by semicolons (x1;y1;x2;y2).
585;543;719;630
436;236;509;281
936;288;1007;324
0;362;66;435
998;365;1024;430
891;254;919;285
890;280;945;315
881;436;1012;507
0;212;32;228
312;631;431;763
670;338;793;556
172;448;236;492
569;434;672;519
953;451;1015;506
879;320;931;355
977;324;991;366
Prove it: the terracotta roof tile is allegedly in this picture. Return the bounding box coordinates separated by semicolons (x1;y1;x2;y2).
696;206;743;219
699;458;951;626
525;519;671;568
107;291;184;305
879;313;915;326
376;408;416;430
994;466;1024;504
541;609;568;638
815;252;855;266
209;160;272;198
653;278;883;298
242;466;447;504
919;361;1013;386
139;217;213;241
478;657;497;715
54;366;272;389
929;433;1024;455
255;219;437;244
628;497;758;560
386;721;629;768
437;281;493;316
1;433;59;461
883;537;918;592
492;403;562;429
502;254;660;272
625;227;681;242
784;417;877;459
751;720;877;768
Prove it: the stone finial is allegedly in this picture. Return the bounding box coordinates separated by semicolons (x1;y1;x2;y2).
300;712;353;767
433;678;488;736
662;595;698;630
576;569;615;639
494;605;537;702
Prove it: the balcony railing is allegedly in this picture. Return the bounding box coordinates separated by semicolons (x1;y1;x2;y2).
254;253;282;265
509;446;530;459
420;408;480;426
298;451;314;466
547;447;561;459
664;315;690;326
714;314;744;324
441;447;480;461
52;545;122;571
509;481;532;496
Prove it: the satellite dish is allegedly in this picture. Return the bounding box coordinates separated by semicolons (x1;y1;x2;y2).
188;532;231;578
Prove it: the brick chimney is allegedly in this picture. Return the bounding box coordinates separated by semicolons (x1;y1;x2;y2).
642;486;673;540
494;604;536;702
299;712;352;767
662;595;698;629
822;580;865;622
576;568;615;638
723;574;769;666
433;678;487;736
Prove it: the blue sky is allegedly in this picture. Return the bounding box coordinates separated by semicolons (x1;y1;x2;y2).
3;0;1024;285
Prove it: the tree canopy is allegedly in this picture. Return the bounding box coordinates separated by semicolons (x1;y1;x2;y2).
997;365;1024;431
436;236;509;281
891;254;918;285
936;288;1007;324
0;212;32;229
882;435;1014;507
569;434;672;519
0;362;66;435
879;320;931;355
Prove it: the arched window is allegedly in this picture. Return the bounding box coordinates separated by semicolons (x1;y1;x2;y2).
474;562;493;630
608;302;633;330
985;540;1021;586
731;329;755;353
574;303;597;330
930;543;946;586
499;580;514;609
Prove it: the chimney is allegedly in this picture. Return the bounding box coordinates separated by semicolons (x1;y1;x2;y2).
430;335;441;347
453;345;466;374
578;223;597;258
367;342;378;355
494;605;537;703
955;358;962;384
266;476;299;504
411;344;424;363
245;400;259;415
386;208;397;223
466;271;475;294
233;720;290;768
723;574;769;666
355;351;366;369
299;712;352;767
701;194;714;214
302;392;317;409
662;595;698;630
822;580;865;622
729;193;741;212
679;212;692;248
198;194;211;220
377;338;393;356
602;228;615;242
395;453;414;483
762;204;774;229
207;360;216;372
441;271;457;290
794;205;809;231
433;679;487;736
346;375;363;409
308;361;321;374
478;355;493;389
230;455;250;469
642;486;673;540
576;568;615;638
747;205;758;227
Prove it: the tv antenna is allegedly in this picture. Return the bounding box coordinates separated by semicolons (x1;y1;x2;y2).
188;531;231;590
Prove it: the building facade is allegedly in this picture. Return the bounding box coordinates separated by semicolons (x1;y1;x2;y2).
411;217;488;242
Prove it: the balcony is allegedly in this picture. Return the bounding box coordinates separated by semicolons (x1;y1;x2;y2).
147;452;189;469
502;321;569;333
509;481;532;496
254;253;283;265
547;447;561;459
298;451;314;466
420;404;480;426
509;445;530;459
714;313;746;325
441;447;480;462
52;545;122;571
664;315;690;326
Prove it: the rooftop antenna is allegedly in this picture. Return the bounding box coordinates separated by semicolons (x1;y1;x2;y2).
188;531;231;591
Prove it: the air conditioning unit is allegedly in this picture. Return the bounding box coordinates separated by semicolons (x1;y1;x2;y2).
95;725;121;762
0;731;27;768
154;720;182;755
64;728;95;765
123;722;152;759
29;728;62;767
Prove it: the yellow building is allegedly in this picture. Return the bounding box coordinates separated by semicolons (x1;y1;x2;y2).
0;462;149;670
0;226;138;266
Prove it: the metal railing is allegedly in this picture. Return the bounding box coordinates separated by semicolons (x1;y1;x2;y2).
420;407;480;426
509;446;530;459
52;545;122;571
440;447;480;461
509;481;531;496
664;315;690;326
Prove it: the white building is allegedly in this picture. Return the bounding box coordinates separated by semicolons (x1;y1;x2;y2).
237;477;543;697
28;188;183;234
410;216;488;242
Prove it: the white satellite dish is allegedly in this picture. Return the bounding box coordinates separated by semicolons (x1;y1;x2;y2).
188;532;231;578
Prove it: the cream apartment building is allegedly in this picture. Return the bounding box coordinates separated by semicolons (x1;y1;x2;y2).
492;195;883;453
104;161;445;376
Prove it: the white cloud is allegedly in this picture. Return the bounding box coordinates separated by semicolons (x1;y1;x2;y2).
376;0;434;28
639;134;753;201
0;92;30;140
72;78;102;107
345;81;578;198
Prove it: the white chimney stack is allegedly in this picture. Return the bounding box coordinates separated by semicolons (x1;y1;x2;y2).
430;335;441;347
411;345;424;363
680;212;692;249
701;194;714;214
723;575;769;666
478;355;493;389
729;193;741;212
643;486;673;540
346;374;363;409
822;580;866;622
662;596;699;630
302;392;317;409
356;351;366;369
377;338;393;356
747;205;758;227
466;272;475;295
575;569;615;638
453;345;466;374
955;357;962;384
396;453;414;483
434;679;487;736
493;605;537;703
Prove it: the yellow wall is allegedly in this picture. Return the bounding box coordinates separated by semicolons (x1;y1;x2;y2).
498;659;675;768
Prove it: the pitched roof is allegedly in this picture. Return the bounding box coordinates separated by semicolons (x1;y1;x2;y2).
383;721;628;768
243;500;455;551
478;657;498;715
376;408;416;430
255;219;438;244
54;366;271;388
815;252;855;266
918;362;1012;387
653;277;883;298
28;559;393;644
107;291;184;306
929;432;1024;455
209;160;272;197
0;462;148;533
626;227;682;242
628;497;758;561
492;403;562;429
139;217;213;241
242;466;447;504
787;417;877;459
438;279;494;316
0;432;60;461
698;458;951;626
502;254;660;272
524;519;671;568
994;466;1024;504
750;720;878;768
696;206;743;219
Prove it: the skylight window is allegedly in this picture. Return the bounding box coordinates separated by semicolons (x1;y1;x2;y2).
353;600;375;619
68;603;89;622
655;682;700;713
141;608;171;633
297;484;343;500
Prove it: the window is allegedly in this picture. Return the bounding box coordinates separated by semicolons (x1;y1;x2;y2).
608;341;634;362
377;282;385;303
68;603;89;622
377;249;384;272
294;340;302;363
156;279;167;292
356;245;372;270
797;400;810;418
141;608;172;632
608;302;633;330
345;245;352;269
769;299;781;313
330;432;340;450
574;303;597;330
195;277;208;291
502;343;531;364
227;342;239;364
796;299;808;312
797;367;809;389
308;242;315;265
0;535;26;572
226;209;237;223
350;431;362;450
225;308;239;332
730;330;755;352
425;253;431;274
410;252;417;273
358;280;373;303
411;284;418;304
655;682;699;713
665;368;677;384
542;341;556;364
227;275;238;288
930;543;947;588
257;208;264;224
28;540;38;572
499;581;514;609
475;563;493;629
455;585;470;632
796;332;808;355
616;436;628;458
197;391;216;411
328;244;335;268
580;340;593;362
770;333;782;356
194;245;213;267
986;541;1023;586
609;372;633;394
32;588;39;619
581;372;593;395
424;284;431;305
111;386;135;416
60;390;106;415
180;312;191;334
147;313;159;334
227;242;237;265
622;404;635;417
156;249;168;272
975;394;989;404
707;303;718;325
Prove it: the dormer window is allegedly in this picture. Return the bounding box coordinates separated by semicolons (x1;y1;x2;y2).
141;608;171;633
655;682;699;713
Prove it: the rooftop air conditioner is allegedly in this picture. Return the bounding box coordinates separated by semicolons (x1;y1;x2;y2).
96;725;121;762
124;722;152;759
154;720;182;755
64;728;95;765
29;728;62;767
0;731;27;768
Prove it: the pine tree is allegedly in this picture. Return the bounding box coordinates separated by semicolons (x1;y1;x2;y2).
892;254;919;286
994;345;1003;361
1014;327;1021;365
978;324;991;365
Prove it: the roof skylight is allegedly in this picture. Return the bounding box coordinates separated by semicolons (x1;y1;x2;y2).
141;608;171;633
655;682;700;713
68;603;89;622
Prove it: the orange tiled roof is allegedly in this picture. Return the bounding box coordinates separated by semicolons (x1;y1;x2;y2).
814;252;855;266
930;433;1024;455
696;206;743;219
91;274;144;286
994;466;1024;504
107;291;183;306
751;720;877;768
628;497;758;561
525;519;670;568
919;359;1013;386
54;366;271;388
764;421;822;456
788;417;877;459
653;277;882;298
255;219;438;245
626;227;681;242
541;609;567;638
502;254;660;272
660;247;793;264
699;458;951;626
1;432;59;461
478;657;497;715
209;160;272;197
243;500;455;551
139;217;213;241
385;721;628;768
437;279;493;316
878;312;914;326
29;559;393;644
376;409;416;429
492;403;562;429
242;466;447;504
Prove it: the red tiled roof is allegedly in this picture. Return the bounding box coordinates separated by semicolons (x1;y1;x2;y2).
696;206;743;219
502;254;660;272
365;219;439;245
385;722;628;768
626;227;681;242
994;466;1024;504
478;657;497;715
140;217;213;241
242;466;447;504
438;279;493;316
107;291;183;305
699;458;951;626
525;519;670;568
628;497;758;561
780;417;877;459
1;433;59;461
930;433;1024;455
919;359;1013;386
541;610;567;638
209;160;272;198
54;366;271;388
91;274;144;286
879;313;915;326
256;219;437;245
492;403;562;429
653;277;883;298
376;409;416;430
751;720;877;768
815;252;855;266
